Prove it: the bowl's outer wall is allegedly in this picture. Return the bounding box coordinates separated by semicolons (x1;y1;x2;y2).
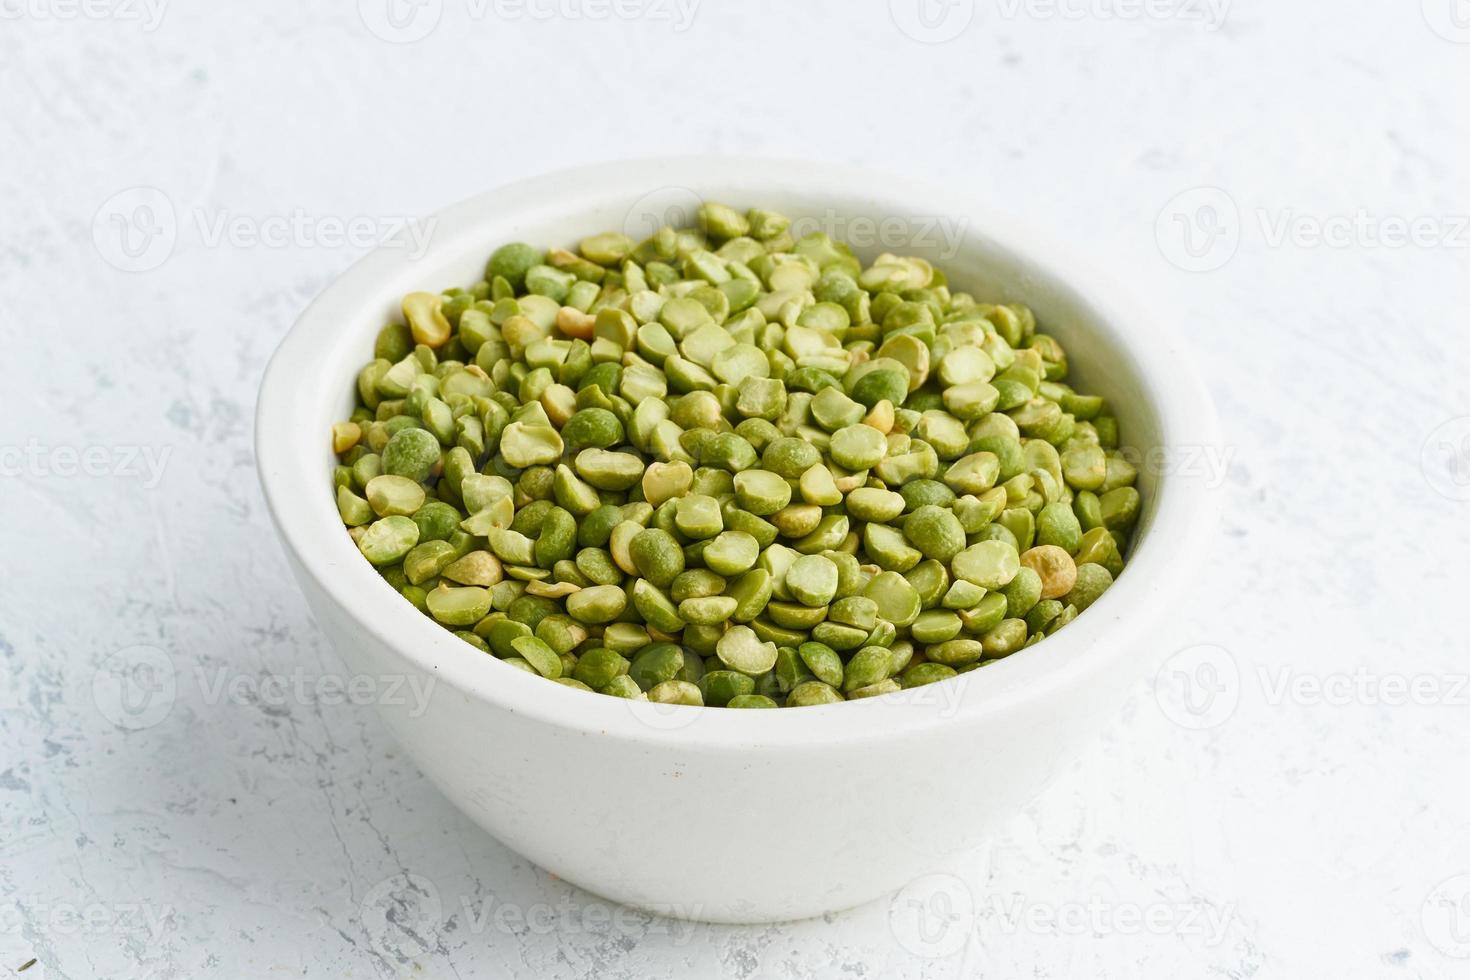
287;545;1141;922
258;158;1217;922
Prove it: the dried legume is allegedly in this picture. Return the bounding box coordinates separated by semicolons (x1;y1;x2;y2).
332;203;1142;707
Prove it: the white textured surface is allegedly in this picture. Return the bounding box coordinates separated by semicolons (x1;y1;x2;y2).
3;1;1469;977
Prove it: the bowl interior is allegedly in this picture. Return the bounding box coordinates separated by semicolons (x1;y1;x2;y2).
258;158;1209;746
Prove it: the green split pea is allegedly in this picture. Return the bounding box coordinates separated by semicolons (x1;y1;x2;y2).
332;201;1140;708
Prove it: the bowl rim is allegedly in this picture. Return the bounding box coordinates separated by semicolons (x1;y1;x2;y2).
256;155;1219;748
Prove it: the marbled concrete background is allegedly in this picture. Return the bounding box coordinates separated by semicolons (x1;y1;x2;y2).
3;1;1469;976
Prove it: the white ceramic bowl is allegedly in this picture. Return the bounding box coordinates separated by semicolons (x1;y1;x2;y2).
257;158;1217;924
